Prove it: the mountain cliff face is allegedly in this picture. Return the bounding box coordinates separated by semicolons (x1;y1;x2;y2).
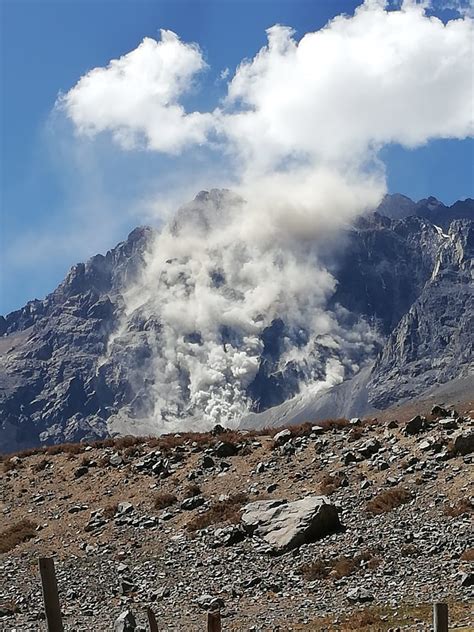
367;219;473;408
1;195;472;452
0;228;153;451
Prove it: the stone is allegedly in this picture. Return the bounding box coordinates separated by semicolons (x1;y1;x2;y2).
452;431;474;456
357;438;381;459
74;466;89;479
212;441;238;458
196;595;225;610
200;455;215;469
347;588;374;603
117;502;133;515
273;429;292;446
460;572;474;587
109;453;123;467
211;424;226;436
119;579;137;595
431;405;449;417
181;496;205;511
404;416;427;436
114;610;137;631
241;496;340;553
438;418;458;430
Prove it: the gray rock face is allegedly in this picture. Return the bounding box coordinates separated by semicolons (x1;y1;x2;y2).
240;496;340;553
0;227;154;452
367;220;473;409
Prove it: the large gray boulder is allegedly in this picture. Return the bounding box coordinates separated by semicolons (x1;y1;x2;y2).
240;496;340;554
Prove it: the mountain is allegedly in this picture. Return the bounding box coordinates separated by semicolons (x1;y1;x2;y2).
378;193;474;229
1;194;473;452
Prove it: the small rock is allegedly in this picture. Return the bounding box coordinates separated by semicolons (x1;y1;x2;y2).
114;610;137;631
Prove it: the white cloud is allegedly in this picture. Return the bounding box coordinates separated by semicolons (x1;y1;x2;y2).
221;3;473;176
59;30;213;153
61;2;473;175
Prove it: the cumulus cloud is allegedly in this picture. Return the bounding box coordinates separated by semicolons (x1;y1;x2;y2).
61;2;473;173
222;3;473;176
59;30;213;153
60;1;473;432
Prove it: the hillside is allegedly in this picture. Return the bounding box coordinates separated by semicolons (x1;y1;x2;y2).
0;405;473;630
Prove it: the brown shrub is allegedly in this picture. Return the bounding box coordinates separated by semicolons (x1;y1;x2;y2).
154;493;177;510
301;558;331;580
0;520;37;553
183;484;201;498
31;458;50;473
351;609;383;628
322;418;351;431
444;498;473;517
301;549;380;581
460;547;474;561
103;503;119;519
319;472;345;496
2;459;19;473
186;492;248;532
46;443;84;456
366;487;412;515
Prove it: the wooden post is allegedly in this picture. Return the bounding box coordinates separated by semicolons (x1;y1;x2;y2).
38;558;64;632
433;603;448;632
207;610;222;632
146;606;159;632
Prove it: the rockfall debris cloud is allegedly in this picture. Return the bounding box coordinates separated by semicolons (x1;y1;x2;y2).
59;0;473;432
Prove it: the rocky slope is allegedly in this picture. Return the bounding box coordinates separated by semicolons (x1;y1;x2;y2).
0;406;473;630
0;194;473;451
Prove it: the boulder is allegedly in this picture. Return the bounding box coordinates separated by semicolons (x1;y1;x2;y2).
273;429;292;446
452;431;474;456
240;496;340;554
212;441;238;458
404;415;427;436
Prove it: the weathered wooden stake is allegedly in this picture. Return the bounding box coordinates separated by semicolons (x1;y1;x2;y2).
146;606;159;632
38;558;64;632
433;602;448;632
207;609;222;632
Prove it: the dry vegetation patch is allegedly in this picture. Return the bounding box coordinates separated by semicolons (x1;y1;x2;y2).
366;487;412;515
460;547;474;561
154;492;177;510
0;519;37;553
186;492;249;532
301;549;380;581
443;498;473;517
319;472;346;496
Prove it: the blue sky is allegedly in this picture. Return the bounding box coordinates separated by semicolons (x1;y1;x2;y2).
1;0;473;315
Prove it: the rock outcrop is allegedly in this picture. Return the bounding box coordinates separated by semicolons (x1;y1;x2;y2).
240;496;340;553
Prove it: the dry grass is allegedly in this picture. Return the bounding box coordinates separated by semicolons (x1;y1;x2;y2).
31;458;50;473
301;549;380;581
443;498;473;517
460;547;474;561
0;519;37;553
319;472;346;496
366;487;412;515
186;492;248;532
183;483;201;498
154;492;177;510
103;503;119;519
